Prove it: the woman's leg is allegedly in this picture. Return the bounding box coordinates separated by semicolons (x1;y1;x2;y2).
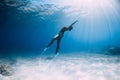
47;38;56;48
56;38;61;54
47;34;59;48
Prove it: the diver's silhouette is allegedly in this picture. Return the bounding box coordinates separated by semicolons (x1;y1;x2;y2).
45;20;78;54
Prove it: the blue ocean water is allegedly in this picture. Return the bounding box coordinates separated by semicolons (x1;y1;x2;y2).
0;0;120;79
0;0;120;57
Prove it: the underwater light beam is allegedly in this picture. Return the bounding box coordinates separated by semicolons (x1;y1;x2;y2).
24;0;120;45
58;0;120;45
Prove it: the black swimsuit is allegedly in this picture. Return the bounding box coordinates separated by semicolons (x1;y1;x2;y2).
53;27;67;39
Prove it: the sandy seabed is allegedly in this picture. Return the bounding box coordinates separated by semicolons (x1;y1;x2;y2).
0;53;120;80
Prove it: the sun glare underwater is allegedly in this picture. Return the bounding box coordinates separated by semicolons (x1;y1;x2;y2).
0;0;120;80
